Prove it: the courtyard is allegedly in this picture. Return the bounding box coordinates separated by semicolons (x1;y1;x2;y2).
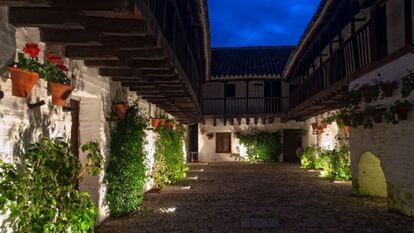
97;163;414;233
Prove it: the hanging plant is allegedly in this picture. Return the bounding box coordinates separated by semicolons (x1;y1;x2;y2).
391;100;412;121
113;102;127;120
341;89;361;109
401;71;414;97
380;81;395;98
361;84;380;103
81;141;104;176
8;43;43;98
44;53;73;106
366;105;386;124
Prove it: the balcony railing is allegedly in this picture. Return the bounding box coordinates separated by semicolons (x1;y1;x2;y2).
290;20;375;109
202;97;289;116
138;0;202;97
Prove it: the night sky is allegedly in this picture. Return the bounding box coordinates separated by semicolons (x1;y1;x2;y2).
208;0;320;48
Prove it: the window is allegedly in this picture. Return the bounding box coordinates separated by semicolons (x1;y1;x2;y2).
216;132;232;153
224;84;236;97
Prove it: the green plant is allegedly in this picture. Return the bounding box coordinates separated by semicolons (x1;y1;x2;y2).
0;138;96;232
12;43;43;75
341;89;361;110
300;146;322;169
105;106;148;217
235;131;282;163
43;53;71;85
324;144;352;181
401;71;414;97
81;141;104;176
361;84;380;102
153;125;187;188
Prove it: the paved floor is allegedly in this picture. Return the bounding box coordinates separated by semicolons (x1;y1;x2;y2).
97;163;414;233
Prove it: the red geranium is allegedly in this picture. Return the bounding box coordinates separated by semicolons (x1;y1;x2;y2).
58;63;69;72
22;43;40;58
46;53;60;64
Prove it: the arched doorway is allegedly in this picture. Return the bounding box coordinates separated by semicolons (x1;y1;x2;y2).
357;152;387;197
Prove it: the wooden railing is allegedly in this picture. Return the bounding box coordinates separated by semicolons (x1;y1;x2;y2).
202;97;289;116
138;0;202;97
290;20;375;109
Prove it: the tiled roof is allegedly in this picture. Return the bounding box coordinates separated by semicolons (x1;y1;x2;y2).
211;46;295;79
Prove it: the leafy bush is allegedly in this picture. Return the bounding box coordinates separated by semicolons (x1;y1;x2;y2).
300;145;351;181
235;131;282;162
0;138;97;232
153;125;187;188
300;146;322;169
105;106;148;217
81;141;103;176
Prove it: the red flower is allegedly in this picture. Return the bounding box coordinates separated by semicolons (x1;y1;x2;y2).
58;63;69;72
46;53;60;64
22;43;40;58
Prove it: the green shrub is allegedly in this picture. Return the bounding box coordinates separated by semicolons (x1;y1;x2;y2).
0;138;97;232
153;125;187;188
300;145;351;181
105;106;148;217
235;131;282;162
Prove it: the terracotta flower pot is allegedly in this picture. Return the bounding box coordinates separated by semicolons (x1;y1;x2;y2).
381;82;394;97
165;122;174;129
9;67;39;98
343;126;350;135
397;107;409;121
49;82;73;106
363;90;373;103
373;111;383;124
151;118;165;128
114;103;127;120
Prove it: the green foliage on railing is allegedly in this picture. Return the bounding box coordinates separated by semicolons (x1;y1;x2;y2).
0;138;97;233
105;106;148;217
235;131;282;163
300;144;351;181
153;125;187;188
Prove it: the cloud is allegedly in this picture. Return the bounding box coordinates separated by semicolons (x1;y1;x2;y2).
208;0;320;47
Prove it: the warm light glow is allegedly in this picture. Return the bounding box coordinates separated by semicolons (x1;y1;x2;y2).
159;207;176;213
187;176;199;180
238;144;248;159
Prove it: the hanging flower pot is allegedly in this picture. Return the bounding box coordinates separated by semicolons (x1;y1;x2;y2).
381;82;395;97
362;89;373;103
391;100;411;121
113;103;127;120
49;82;73;106
9;67;39;98
151;118;165;128
9;43;42;98
397;107;409;121
373;110;383;124
311;123;318;130
316;126;324;135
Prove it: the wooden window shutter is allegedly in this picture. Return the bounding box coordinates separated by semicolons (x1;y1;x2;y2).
216;132;231;153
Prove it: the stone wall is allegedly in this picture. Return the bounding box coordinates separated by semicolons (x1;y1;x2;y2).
198;117;303;162
349;53;414;217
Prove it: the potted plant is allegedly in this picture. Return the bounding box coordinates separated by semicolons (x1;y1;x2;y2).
164;119;175;129
391;100;412;121
311;123;318;131
151;114;167;128
401;71;414;97
381;81;395;98
361;84;379;103
341;89;361;109
366;105;386;124
8;43;42;98
112;88;127;120
44;53;73;106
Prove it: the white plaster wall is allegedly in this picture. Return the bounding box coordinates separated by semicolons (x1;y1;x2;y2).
198;117;303;162
302;111;342;150
349;52;414;217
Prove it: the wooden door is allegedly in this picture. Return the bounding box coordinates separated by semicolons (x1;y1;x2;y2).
283;129;302;163
70;99;80;157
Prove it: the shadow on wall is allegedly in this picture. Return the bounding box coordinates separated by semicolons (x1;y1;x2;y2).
356;152;387;197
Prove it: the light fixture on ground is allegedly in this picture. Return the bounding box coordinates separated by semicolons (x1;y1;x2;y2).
159;207;176;213
186;176;199;180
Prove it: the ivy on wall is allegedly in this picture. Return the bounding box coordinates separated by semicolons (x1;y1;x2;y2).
153;125;187;188
105;106;148;217
0;138;99;232
235;131;282;163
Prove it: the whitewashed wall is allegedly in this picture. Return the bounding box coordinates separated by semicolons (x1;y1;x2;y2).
349;52;414;217
198;117;303;162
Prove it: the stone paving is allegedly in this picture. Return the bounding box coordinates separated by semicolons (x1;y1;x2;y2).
96;163;414;233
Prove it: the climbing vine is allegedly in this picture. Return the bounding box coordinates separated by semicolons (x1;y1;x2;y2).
153;125;187;188
81;141;103;176
235;131;282;163
105;106;148;217
0;138;97;233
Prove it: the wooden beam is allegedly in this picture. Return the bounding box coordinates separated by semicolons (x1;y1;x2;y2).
66;46;118;59
99;68;134;77
100;34;156;47
40;29;100;45
0;1;50;7
9;8;82;28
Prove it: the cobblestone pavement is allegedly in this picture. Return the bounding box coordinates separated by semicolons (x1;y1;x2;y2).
97;163;414;233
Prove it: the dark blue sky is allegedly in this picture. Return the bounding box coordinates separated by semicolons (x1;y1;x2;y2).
208;0;320;48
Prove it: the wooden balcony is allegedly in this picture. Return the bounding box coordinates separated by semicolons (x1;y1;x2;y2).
202;97;289;118
2;0;207;124
289;20;377;119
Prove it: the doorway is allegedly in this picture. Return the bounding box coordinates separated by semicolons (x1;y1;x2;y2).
283;129;302;163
